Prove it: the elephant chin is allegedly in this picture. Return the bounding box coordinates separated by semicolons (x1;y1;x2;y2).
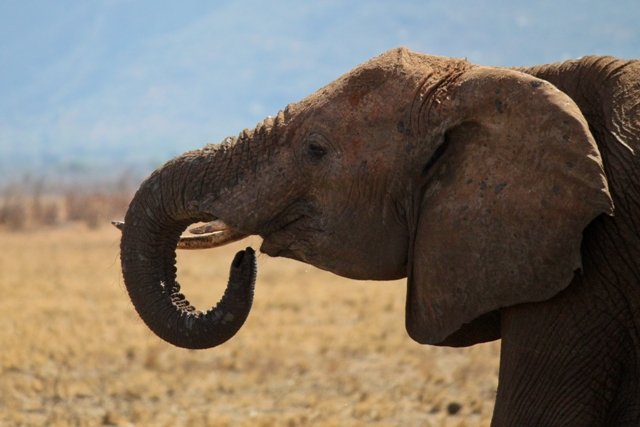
259;237;293;259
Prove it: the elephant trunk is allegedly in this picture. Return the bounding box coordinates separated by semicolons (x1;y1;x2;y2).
120;137;258;349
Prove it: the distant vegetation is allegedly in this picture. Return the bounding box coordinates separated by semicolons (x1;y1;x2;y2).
0;171;137;231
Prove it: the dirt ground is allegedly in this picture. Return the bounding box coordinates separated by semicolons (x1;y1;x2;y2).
0;225;500;426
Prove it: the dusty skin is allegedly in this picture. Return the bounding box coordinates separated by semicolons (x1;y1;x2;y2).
0;225;499;426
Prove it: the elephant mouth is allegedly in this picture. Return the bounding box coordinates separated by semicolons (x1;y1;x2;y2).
258;201;319;259
259;215;306;257
115;199;317;255
113;203;318;260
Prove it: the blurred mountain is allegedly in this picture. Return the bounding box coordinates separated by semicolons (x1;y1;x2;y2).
1;1;638;185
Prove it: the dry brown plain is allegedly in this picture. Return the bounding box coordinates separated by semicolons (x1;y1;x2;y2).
0;225;500;426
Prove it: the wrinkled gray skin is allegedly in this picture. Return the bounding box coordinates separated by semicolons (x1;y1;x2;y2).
495;59;640;426
120;49;639;426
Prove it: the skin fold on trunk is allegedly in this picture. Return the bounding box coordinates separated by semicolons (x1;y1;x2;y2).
119;141;257;349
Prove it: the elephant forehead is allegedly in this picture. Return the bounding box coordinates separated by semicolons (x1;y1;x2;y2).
289;49;468;120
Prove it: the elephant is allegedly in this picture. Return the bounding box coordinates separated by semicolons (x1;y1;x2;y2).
118;48;639;425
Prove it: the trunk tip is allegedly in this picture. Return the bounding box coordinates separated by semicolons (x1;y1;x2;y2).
232;247;256;268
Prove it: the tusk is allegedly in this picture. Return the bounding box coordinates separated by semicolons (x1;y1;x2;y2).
176;228;248;249
112;219;248;249
187;219;228;234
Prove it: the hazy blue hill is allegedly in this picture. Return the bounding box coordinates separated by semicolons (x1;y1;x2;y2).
1;1;638;186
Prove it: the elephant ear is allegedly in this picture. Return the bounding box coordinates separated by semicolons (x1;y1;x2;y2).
406;67;613;345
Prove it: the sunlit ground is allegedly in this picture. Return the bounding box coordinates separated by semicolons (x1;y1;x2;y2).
1;225;499;426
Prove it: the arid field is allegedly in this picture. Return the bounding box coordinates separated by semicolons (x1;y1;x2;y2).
1;225;500;426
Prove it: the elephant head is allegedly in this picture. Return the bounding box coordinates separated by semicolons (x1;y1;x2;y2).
120;48;612;349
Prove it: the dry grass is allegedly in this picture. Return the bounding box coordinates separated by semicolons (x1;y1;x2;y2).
0;225;500;426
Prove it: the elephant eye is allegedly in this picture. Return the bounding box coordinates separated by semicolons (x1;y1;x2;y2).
308;141;327;158
306;135;329;163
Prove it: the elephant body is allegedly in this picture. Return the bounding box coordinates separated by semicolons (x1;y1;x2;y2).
491;57;640;425
119;50;639;425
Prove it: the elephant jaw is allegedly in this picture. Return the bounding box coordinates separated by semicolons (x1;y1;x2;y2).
112;219;248;250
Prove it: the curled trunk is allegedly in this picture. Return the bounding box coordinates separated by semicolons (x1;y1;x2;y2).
120;141;256;349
